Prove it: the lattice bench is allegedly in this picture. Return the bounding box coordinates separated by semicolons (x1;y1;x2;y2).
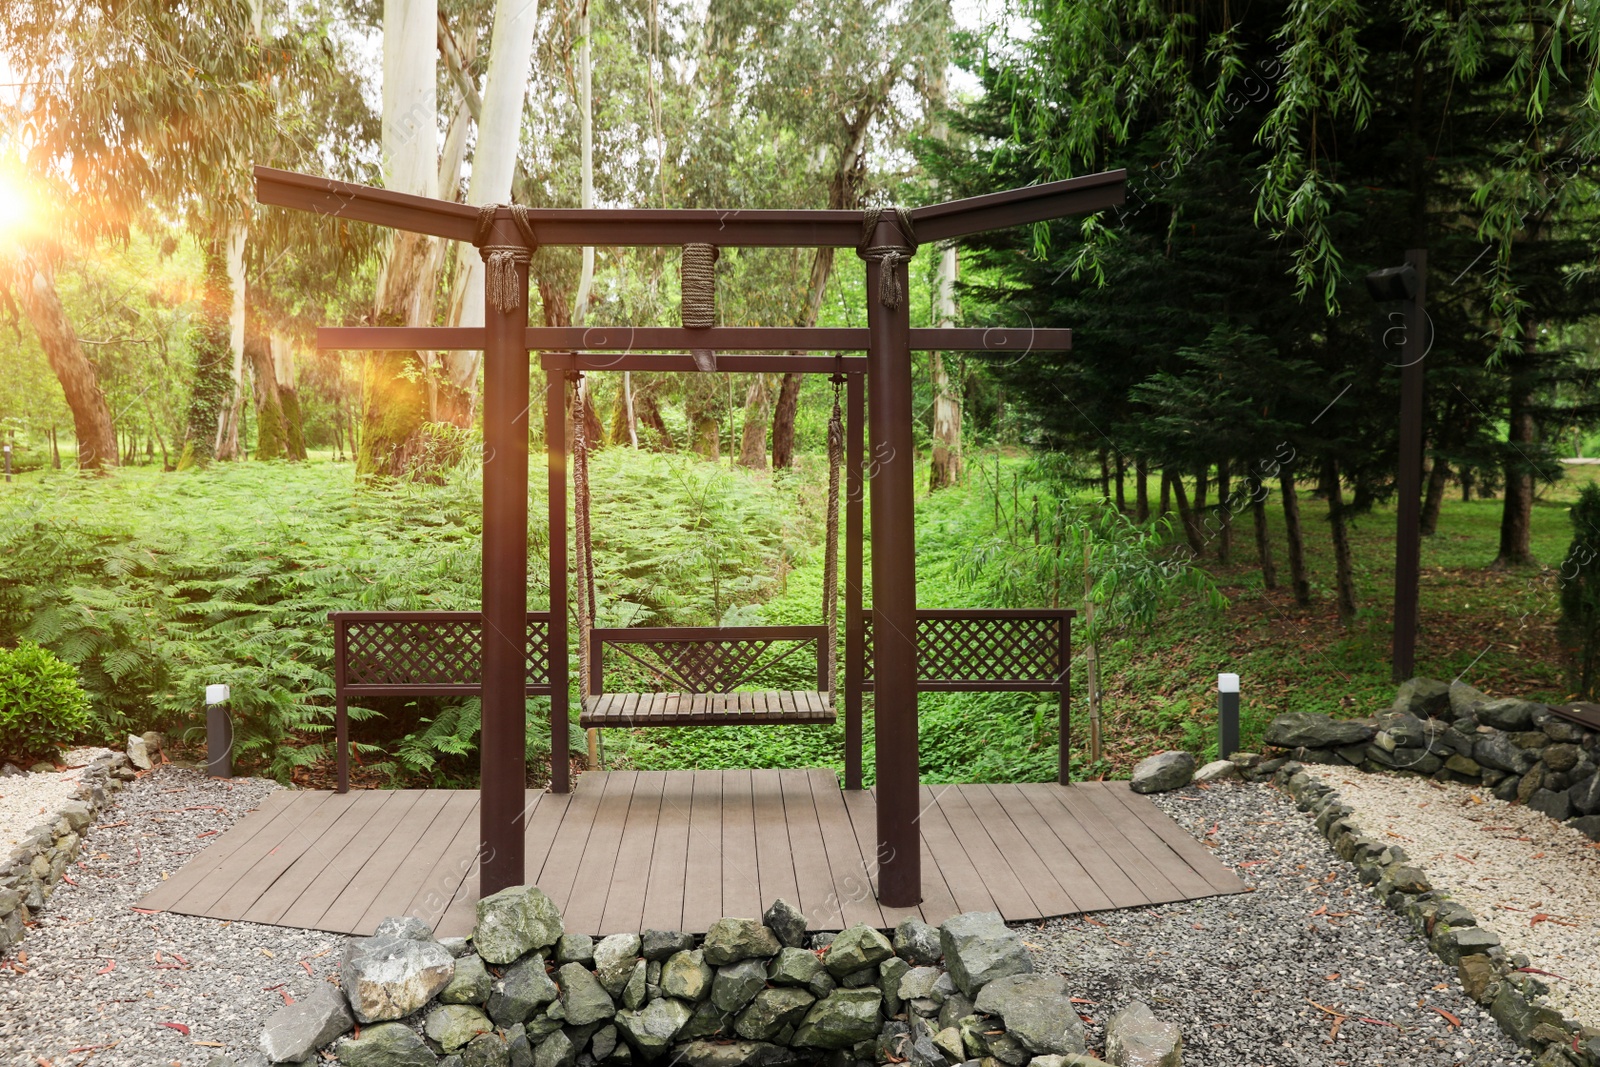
578;626;834;729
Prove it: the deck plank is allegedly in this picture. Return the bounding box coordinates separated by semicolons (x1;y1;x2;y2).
913;786;1001;918
641;773;693;931
1097;782;1246;896
776;769;836;926
956;785;1080;917
536;772;613;914
719;770;762;919
600;771;667;934
1010;784;1150;909
169;791;336;915
280;790;427;931
320;789;455;934
562;771;639;933
138;791;301;912
240;790;394;925
812;778;886;930
682;771;725;931
352;790;481;934
1049;784;1185;905
751;770;800;920
985;784;1114;913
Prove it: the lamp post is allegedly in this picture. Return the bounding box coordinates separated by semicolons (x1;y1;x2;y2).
1217;673;1240;761
205;683;232;778
1365;251;1427;682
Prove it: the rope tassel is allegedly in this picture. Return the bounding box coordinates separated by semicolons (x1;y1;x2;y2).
856;205;918;310
474;202;540;313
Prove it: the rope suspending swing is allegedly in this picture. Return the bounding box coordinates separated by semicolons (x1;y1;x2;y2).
681;243;720;371
856;205;917;309
473;203;540;313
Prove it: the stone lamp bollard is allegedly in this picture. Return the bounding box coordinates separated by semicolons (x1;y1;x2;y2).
1218;672;1240;762
206;683;233;779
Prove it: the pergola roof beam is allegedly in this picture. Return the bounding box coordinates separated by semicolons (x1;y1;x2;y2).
316;325;1071;352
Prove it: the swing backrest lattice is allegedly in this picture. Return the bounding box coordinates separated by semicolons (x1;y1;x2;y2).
860;609;1071;692
332;611;553;693
590;626;828;695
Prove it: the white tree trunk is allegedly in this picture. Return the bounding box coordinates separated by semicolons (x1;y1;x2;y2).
928;241;962;489
572;0;595;324
214;221;249;459
375;0;440;320
442;0;539;418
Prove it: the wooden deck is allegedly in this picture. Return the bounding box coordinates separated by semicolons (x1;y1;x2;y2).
137;770;1245;938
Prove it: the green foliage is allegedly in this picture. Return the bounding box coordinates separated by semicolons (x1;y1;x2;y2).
0;641;92;765
1558;484;1600;698
180;244;234;468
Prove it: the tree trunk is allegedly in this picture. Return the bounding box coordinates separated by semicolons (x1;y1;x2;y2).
1114;453;1126;512
1195;464;1209;513
1216;460;1232;563
1325;458;1358;622
738;375;771;468
770;373;804;468
929;352;963;490
1097;448;1111;504
1496;371;1536;566
179;242;235;469
1280;469;1312;606
214;222;249;460
246;325;287;461
1421;455;1449;536
1159;469;1172;517
1170;470;1204;554
1252;490;1278;589
272;330;307;460
14;256;117;470
1461;468;1475;502
1134;457;1149;522
633;377;672;449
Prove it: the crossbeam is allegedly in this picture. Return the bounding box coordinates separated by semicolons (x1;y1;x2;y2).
256;165;1124;248
540;353;866;374
316;325;1071;353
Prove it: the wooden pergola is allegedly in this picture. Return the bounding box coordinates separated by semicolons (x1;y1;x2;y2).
255;165;1126;909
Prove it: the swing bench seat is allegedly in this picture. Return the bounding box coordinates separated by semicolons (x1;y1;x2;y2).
580;625;836;729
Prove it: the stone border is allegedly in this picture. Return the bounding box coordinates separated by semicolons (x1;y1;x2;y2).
1269;758;1600;1067
0;747;141;956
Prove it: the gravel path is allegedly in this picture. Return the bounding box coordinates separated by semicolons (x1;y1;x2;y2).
1320;766;1600;1029
0;748;115;853
0;766;347;1067
1024;779;1530;1067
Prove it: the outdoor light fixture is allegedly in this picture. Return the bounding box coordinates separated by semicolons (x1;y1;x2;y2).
1217;673;1241;760
1365;263;1419;302
1367;252;1428;682
205;683;232;779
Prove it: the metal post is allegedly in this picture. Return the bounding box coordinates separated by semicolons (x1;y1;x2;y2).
1057;613;1072;785
480;226;531;897
205;683;232;778
1217;672;1240;761
844;371;865;791
546;368;571;795
861;220;921;908
1394;249;1426;682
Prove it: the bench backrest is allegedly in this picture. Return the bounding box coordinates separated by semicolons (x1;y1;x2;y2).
587;626;828;695
860;608;1071;692
331;611;554;696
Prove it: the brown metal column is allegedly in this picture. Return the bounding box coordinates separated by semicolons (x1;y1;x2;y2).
860;221;921;908
1393;248;1427;682
546;367;571;794
479;228;531;896
844;371;865;791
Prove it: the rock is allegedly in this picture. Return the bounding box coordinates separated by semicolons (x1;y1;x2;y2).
442;953;493;1005
1493;775;1522;802
613;996;694;1057
932;1028;966;1063
0;763;22;777
713;957;770;1013
335;1021;442;1067
557;962;617;1026
1433;925;1501;967
899;966;943;1003
661;949;714;1002
1128;751;1195;794
1445;754;1482;777
639;930;693;961
1569;814;1600;841
984;1029;1032;1065
342;936;457;1023
1192;760;1238;784
1395;677;1451;718
259;982;355;1063
507;1026;533;1067
1263;713;1376;749
621;960;648;1010
1475;734;1537;775
673;1040;807;1067
937;993;975;1031
594;934;643;996
534;1032;576;1067
1543;743;1583;772
57;799;93;832
558;934;597;965
879;956;910;1016
702;918;782;965
589;1024;618;1060
1477;698;1539;732
824;923;894;976
1103;1001;1180;1067
768;946;825;988
1529;789;1572;821
939;912;1032;996
677;998;734;1041
427;1005;496;1053
1381;865;1431;894
1025;1057;1101;1067
763;899;808;948
476;886;565;965
441;937;474;958
1449;682;1490;719
488;955;561;1026
1378;710;1430;747
1570;772;1600;816
375;916;435;941
792;988;882;1048
459;1032;512;1067
734;986;817;1040
126;734;153;771
973;974;1087;1056
1457;955;1497;1004
893;918;942;965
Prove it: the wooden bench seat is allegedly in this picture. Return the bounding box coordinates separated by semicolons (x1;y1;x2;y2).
580;690;835;728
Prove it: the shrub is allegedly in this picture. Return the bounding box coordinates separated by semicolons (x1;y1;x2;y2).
0;641;92;765
1558;483;1600;698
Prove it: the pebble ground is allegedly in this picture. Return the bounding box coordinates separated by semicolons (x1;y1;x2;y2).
1023;778;1532;1067
0;767;346;1067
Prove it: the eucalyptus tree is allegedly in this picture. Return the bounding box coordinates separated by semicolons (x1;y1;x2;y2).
0;0;269;469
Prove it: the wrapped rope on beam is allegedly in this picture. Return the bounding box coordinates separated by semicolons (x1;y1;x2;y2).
474;203;539;313
856;205;917;310
681;242;720;370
